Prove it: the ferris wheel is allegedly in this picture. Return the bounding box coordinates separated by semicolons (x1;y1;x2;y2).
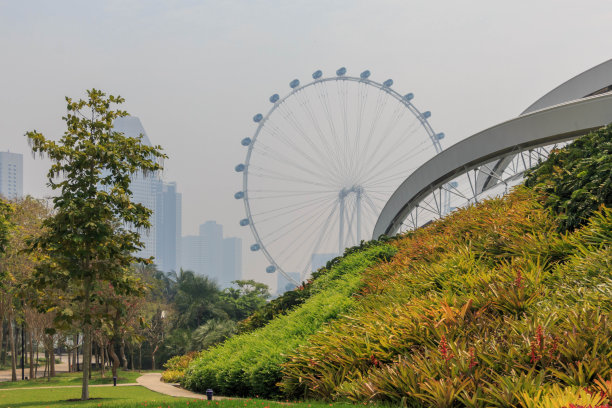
234;67;444;284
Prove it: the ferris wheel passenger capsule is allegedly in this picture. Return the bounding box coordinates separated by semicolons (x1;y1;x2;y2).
241;137;252;146
266;265;276;273
253;113;263;123
360;70;371;79
449;181;459;188
312;70;323;79
250;243;261;251
436;133;445;140
422;111;431;119
234;191;245;199
336;67;347;76
235;164;245;172
239;218;249;226
269;94;279;103
383;79;394;87
404;93;414;101
289;79;300;89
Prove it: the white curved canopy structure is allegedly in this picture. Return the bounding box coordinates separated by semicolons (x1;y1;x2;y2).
374;59;612;238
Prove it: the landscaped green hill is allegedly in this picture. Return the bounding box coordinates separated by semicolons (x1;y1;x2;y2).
168;125;612;407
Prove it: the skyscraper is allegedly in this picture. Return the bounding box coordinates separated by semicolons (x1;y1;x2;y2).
222;237;242;288
156;182;182;273
113;116;161;260
0;151;23;200
180;221;242;289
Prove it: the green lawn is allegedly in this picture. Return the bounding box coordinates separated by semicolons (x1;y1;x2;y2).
0;385;189;407
0;385;368;408
0;370;148;389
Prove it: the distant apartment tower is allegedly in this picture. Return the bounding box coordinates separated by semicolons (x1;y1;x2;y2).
156;182;182;273
113;117;160;260
0;151;23;200
180;221;242;289
222;237;242;288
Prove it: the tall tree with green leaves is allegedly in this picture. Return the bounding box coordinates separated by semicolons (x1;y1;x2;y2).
25;89;166;400
0;198;14;286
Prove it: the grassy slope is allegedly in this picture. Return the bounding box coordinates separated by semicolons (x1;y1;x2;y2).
182;243;396;398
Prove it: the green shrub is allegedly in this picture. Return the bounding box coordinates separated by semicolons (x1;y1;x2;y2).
525;124;612;232
182;243;397;398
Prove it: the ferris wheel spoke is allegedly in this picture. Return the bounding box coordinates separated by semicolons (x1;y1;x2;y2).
316;83;348;172
359;143;433;187
275;102;339;176
357;117;422;181
355;89;390;175
250;193;336;219
274;201;337;262
249;189;339;200
249;168;336;189
261;123;339;180
261;198;338;246
254;140;337;183
293;89;343;177
358;127;430;183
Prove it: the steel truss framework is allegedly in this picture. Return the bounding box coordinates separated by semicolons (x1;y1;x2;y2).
374;58;612;238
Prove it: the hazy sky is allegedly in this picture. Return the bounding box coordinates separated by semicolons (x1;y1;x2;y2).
1;0;611;286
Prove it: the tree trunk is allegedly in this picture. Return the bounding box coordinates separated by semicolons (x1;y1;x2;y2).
138;343;142;372
29;328;34;379
100;340;106;378
81;276;92;401
8;316;17;381
108;340;119;379
35;342;39;378
151;344;159;370
120;338;128;370
0;316;4;368
49;342;55;377
129;343;134;371
73;334;78;372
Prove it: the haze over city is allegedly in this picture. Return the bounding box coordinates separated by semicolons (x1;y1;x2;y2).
1;0;611;288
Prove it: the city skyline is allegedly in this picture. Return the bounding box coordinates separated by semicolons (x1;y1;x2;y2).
2;1;611;288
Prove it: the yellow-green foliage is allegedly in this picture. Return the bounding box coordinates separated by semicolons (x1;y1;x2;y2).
280;188;612;407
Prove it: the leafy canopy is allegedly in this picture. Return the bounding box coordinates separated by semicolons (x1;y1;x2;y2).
26;89;166;328
525;124;612;232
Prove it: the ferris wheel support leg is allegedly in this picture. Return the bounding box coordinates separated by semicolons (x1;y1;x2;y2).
339;197;345;254
356;190;362;244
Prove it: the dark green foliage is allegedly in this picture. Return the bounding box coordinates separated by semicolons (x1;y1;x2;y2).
0;198;14;287
525;124;612;232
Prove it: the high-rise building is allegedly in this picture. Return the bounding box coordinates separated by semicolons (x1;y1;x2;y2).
180;221;242;289
222;237;242;288
113;116;161;260
200;221;223;280
0;151;23;200
156;182;182;273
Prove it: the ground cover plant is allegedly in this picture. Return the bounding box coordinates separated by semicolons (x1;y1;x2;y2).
180;244;396;398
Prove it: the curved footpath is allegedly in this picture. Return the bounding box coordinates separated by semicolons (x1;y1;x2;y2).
137;373;212;399
0;372;220;400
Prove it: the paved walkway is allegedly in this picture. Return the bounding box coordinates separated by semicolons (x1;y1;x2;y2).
137;373;211;399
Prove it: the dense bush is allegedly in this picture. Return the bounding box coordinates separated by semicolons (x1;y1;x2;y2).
182;243;397;398
279;188;612;407
525;124;612;232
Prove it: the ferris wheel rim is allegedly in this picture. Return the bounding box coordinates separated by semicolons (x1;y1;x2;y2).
240;72;441;283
